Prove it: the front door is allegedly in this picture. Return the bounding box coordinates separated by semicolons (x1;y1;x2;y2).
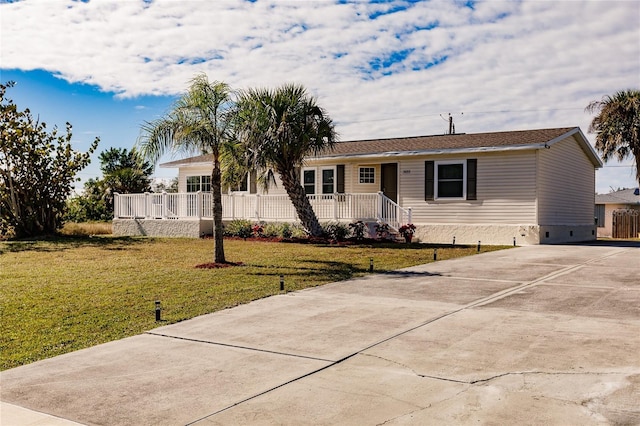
381;163;398;223
381;163;398;202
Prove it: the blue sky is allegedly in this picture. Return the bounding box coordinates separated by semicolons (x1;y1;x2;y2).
1;0;639;193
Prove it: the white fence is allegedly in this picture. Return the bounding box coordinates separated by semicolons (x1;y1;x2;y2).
114;191;412;230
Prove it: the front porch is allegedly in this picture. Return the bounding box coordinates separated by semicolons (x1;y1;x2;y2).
113;192;412;238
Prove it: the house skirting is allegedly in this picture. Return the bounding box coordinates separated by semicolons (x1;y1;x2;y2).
113;219;213;238
414;224;597;246
113;219;597;245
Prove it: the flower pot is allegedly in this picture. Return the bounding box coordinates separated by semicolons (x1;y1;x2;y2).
404;234;413;243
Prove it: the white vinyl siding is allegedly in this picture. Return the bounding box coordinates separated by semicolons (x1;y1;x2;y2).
400;152;538;224
537;135;596;225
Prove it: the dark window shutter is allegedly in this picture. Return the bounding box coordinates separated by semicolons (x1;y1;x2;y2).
466;159;477;200
425;161;434;200
336;165;345;193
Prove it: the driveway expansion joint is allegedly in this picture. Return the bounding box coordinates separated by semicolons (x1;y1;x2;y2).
144;331;335;363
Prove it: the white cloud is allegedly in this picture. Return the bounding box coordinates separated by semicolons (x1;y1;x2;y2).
2;0;639;191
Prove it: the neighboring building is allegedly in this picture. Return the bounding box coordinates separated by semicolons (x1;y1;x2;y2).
595;188;640;238
113;127;602;245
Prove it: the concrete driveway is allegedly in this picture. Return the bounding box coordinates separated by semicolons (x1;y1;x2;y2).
2;242;639;425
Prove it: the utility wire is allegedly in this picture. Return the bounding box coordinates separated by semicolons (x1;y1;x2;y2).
338;107;585;125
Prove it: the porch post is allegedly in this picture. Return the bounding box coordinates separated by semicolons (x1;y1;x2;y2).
144;192;150;219
377;191;384;221
162;191;167;219
333;193;338;220
407;207;412;224
197;191;202;219
113;193;120;219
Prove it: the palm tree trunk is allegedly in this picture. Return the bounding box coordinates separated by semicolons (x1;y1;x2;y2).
212;154;226;263
278;168;323;237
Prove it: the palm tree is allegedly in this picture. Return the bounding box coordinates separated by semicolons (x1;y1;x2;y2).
138;74;234;263
234;84;337;237
586;89;640;187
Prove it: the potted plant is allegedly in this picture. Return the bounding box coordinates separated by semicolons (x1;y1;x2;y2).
398;223;416;243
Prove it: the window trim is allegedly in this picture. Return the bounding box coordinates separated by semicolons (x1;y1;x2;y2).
302;168;316;195
435;160;466;200
358;166;375;184
321;167;335;195
186;175;211;193
303;166;337;195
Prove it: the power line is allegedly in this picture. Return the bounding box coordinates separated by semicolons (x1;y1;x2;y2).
338;107;585;126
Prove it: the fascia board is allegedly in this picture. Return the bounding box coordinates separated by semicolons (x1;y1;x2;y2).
308;143;546;162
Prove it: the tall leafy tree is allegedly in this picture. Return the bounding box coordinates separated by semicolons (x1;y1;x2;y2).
586;89;640;187
0;82;98;238
234;83;337;237
67;147;153;222
138;74;233;263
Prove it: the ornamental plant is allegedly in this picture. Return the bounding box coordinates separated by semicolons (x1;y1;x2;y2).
398;223;416;238
348;220;366;240
375;222;390;240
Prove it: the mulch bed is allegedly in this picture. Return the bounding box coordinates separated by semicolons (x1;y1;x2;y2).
205;236;394;245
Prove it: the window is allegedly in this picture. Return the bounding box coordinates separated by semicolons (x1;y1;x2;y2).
595;204;605;227
425;159;477;200
359;167;375;184
186;176;200;192
303;170;315;195
201;176;211;192
322;169;334;194
186;175;211;192
437;162;464;198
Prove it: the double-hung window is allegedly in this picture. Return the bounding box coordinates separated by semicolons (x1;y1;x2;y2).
425;159;477;200
321;169;334;194
437;162;465;198
186;175;211;193
303;170;316;195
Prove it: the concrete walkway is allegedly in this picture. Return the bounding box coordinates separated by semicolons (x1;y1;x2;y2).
2;242;639;425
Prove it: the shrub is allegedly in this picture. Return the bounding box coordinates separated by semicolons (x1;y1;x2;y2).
224;219;253;239
280;223;293;238
348;221;366;240
252;223;264;238
322;222;350;241
262;223;283;238
290;223;307;238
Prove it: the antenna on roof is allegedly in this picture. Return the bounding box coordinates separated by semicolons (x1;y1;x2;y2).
440;112;463;135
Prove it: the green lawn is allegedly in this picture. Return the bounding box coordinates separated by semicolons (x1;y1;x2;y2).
0;236;508;370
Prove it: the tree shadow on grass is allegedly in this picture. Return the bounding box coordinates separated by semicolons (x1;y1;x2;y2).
242;259;443;283
0;235;148;255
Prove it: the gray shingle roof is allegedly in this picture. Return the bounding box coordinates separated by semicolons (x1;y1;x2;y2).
595;188;640;205
160;127;599;167
315;127;577;158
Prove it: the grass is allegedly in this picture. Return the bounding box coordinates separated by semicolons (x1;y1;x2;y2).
0;236;509;371
59;221;113;236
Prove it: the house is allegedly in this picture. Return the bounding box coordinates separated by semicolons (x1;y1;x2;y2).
595;188;640;238
113;127;603;245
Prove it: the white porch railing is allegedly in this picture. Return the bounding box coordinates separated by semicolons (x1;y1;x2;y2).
113;191;412;230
